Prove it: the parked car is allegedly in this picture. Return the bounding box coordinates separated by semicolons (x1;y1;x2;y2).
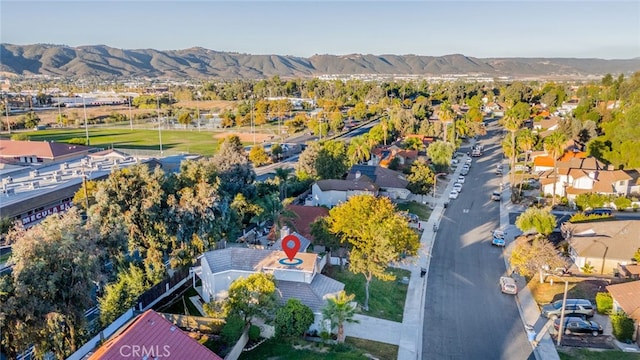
499;276;518;294
461;168;469;176
453;183;463;193
465;158;472;165
492;230;505;247
448;190;459;199
457;176;465;184
584;208;613;217
553;317;603;336
491;191;501;201
541;299;595;319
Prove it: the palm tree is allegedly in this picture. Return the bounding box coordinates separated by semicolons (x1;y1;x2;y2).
501;110;525;186
517;129;536;194
543;131;568;206
322;291;359;342
437;101;454;143
347;136;372;165
274;167;293;200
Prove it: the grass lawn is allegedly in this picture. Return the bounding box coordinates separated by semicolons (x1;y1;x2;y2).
17;128;222;156
158;287;202;316
238;338;373;360
396;201;432;221
528;277;611;306
344;337;398;360
558;348;640;360
324;266;409;322
0;252;11;264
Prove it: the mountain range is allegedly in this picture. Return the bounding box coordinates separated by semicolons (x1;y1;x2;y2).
1;44;639;80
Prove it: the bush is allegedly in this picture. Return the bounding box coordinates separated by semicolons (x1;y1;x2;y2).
10;133;29;141
248;324;261;341
613;197;632;211
611;311;635;342
274;298;314;338
67;138;87;145
221;314;245;344
595;292;613;314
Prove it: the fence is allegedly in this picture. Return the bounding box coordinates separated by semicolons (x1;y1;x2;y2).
136;267;190;310
224;325;250;360
67;308;136;360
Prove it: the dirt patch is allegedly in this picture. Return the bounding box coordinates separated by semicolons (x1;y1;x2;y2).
529;278;611;305
553;334;615;349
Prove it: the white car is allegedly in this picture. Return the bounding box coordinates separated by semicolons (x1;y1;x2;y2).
449;190;459;199
465;158;472;165
457;176;465;184
453;183;463;193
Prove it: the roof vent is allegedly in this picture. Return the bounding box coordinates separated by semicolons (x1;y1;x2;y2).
355;171;361;179
29;181;40;189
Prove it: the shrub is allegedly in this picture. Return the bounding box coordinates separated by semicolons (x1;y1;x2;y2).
221;314;245;344
581;263;595;274
67;138;87;145
613;197;632;211
274;298;314;338
248;324;261;341
10;133;29;141
595;292;613;314
611;311;635;342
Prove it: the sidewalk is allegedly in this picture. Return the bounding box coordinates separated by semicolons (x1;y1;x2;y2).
501;166;560;360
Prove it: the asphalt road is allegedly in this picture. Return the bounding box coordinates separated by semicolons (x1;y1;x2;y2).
422;123;535;359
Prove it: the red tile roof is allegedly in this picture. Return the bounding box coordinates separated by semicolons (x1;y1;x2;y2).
534;156;554;168
88;310;223;360
283;205;329;241
0;139;90;159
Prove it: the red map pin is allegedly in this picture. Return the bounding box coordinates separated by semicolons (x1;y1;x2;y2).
282;234;301;261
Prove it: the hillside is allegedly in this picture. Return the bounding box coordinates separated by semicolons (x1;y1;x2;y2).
1;44;639;79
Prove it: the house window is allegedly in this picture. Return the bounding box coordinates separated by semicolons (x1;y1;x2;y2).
619;180;626;186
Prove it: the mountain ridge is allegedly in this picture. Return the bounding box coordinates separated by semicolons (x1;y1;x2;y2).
1;43;639;79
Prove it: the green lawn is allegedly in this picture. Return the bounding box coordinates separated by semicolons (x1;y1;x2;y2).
559;348;640;360
238;338;372;360
344;337;399;360
324;266;409;322
396;201;432;221
0;252;11;264
15;128;222;156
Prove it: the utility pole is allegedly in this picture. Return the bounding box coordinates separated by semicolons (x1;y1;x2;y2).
557;279;569;346
82;83;90;146
128;95;133;130
4;95;10;133
157;91;163;155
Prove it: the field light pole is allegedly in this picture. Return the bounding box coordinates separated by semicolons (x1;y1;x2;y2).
82;85;90;146
157;92;163;155
4;95;10;133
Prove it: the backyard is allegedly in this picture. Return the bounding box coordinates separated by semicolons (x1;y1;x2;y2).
323;265;410;322
396;201;432;221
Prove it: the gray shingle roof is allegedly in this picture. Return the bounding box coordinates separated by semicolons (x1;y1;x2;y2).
272;231;311;252
202;248;274;273
315;178;378;192
347;165;409;189
276;274;344;312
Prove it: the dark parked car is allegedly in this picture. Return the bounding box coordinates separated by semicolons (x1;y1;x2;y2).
553;317;603;336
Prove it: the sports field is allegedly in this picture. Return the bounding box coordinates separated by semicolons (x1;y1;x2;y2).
16;128;275;157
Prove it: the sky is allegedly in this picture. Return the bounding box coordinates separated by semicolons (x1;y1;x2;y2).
1;0;639;59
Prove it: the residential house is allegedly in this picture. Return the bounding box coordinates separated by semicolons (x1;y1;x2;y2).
280;205;329;242
532;116;559;133
347;165;411;200
369;144;419;169
538;155;632;201
606;280;640;344
309;177;378;208
0;139;91;164
558;99;580;116
561;220;640;275
196;247;343;331
88;309;223;360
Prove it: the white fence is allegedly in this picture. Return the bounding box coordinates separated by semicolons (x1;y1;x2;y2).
67;308;136;360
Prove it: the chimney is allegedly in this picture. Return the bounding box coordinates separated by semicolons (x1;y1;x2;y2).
355;171;361;179
607;164;614;171
280;226;290;241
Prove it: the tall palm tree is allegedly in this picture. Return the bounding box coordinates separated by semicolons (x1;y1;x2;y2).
501;110;525;186
437;101;454;143
322;291;359;342
517;129;537;194
543;131;568;206
274;167;293;200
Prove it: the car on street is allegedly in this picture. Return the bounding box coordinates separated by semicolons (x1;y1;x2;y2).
448;190;459;199
491;230;505;246
453;183;463;193
461;168;469;176
465;158;472;165
542;299;595;319
457;176;465;184
499;276;518;295
491;191;501;201
553;317;603;336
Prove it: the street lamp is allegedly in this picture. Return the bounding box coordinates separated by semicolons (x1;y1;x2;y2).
433;172;448;198
157;92;163;155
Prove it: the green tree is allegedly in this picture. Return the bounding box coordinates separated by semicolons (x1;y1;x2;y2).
212;135;256;198
327;195;419;310
98;263;149;326
611;311;635;342
322;291;359;343
271;143;283;160
249;145;270;166
22;111;41;129
543;131;568;206
72;179;98;211
347;136;372;165
515;207;557;236
274;167;293;200
310;217;347;270
296;142;321;180
177;111;193;128
407;158;435;195
427;140;455;172
316;140;348;180
510;236;566;283
274;298;315;338
224;273;278;325
437;101;454;143
501;102;529;185
2;210;101;358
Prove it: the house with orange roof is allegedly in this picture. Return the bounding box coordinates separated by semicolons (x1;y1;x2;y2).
281;204;329;242
369;144;419;169
87;309;223;360
0;139;91;164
